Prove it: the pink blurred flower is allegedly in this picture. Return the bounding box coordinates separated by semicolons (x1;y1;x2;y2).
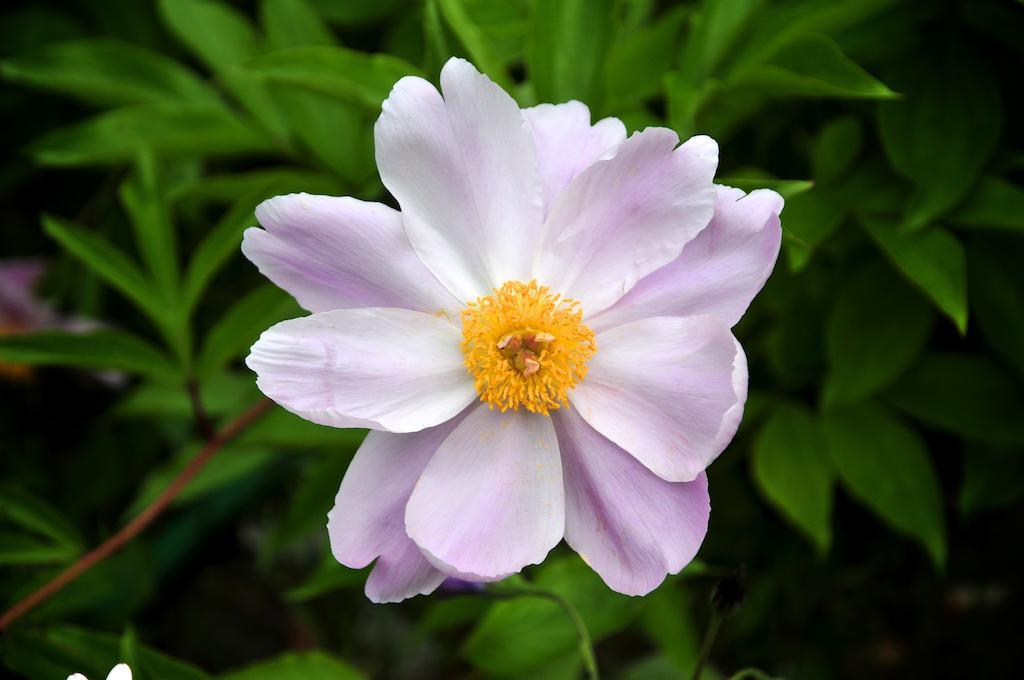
0;260;57;379
244;59;782;602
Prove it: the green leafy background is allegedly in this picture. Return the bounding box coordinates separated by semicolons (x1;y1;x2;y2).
1;0;1022;678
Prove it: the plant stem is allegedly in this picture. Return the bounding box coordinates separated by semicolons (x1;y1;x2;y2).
691;611;724;680
486;586;599;680
186;377;214;440
0;399;272;631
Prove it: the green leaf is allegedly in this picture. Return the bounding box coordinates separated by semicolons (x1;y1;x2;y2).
886;353;1024;447
116;373;256;421
158;0;291;139
878;48;1002;228
3;625;208;680
751;403;833;552
780;188;846;271
968;241;1024;377
256;1;373;181
238;408;367;450
0;486;83;554
731;34;896;99
242;46;421;109
219;651;364;680
125;443;277;518
734;0;899;68
464;555;642;675
605;6;687;107
0;532;80;566
678;0;763;83
0;330;179;382
119;157;179;303
638;579;703;675
0;38;220;107
275;88;375;184
824;260;933;405
306;0;406;26
261;0;335;50
0;488;82;566
812;116;863;184
159;0;259;69
860;216;968;333
959;445;1024;517
437;0;512;91
43;215;165;324
181;192;261;313
261;445;356;562
949;176;1024;233
169;169;341;206
528;0;613;106
195;284;301;379
31;104;275;167
823;405;945;566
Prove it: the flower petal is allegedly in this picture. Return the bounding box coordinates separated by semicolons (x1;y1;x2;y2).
569;316;745;482
534;131;718;315
329;423;463;603
246;308;475;432
364;537;447;604
242;193;459;316
554;406;709;596
0;259;54;328
375;58;543;302
405;403;564;580
523;101;626;217
589;185;783;331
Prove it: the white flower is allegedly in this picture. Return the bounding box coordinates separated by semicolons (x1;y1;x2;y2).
67;662;132;680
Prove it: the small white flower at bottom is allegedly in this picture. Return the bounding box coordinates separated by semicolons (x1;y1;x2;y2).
67;662;132;680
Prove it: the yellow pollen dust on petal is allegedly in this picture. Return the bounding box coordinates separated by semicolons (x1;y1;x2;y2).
461;280;596;415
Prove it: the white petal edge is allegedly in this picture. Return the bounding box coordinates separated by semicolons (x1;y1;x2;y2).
375;57;544;302
242;193;460;317
246;307;475;432
523;101;626;216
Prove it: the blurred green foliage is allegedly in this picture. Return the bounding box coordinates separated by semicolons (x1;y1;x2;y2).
1;0;1022;678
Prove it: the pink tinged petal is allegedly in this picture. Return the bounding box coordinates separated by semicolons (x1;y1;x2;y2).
246;307;475;432
554;406;710;596
375;58;544;302
405;403;565;580
714;338;749;454
242;194;460;316
0;260;54;329
523;101;626;217
569;316;745;483
589;185;783;332
533;131;718;316
329;423;464;603
364;537;447;603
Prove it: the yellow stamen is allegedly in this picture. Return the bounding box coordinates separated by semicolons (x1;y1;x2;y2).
461;280;596;414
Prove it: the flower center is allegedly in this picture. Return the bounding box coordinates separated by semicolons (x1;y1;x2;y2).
461;280;596;414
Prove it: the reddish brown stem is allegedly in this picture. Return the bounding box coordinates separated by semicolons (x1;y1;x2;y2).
0;399;273;631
